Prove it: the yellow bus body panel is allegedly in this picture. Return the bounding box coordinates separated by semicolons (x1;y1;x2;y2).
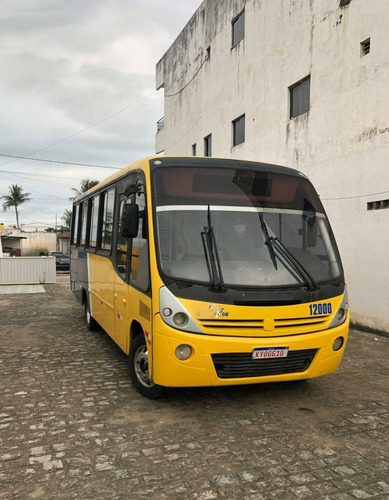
151;292;349;387
152;313;349;387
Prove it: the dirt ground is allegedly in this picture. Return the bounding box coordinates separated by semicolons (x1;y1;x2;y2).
0;280;388;499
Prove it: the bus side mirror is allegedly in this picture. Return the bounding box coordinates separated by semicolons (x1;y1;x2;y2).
121;204;139;238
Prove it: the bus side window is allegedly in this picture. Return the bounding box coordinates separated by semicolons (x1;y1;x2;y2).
71;204;80;245
89;195;99;248
116;200;128;280
80;202;88;246
130;191;149;291
101;188;115;251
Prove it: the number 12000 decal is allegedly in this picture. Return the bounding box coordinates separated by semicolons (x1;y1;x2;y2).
309;303;332;316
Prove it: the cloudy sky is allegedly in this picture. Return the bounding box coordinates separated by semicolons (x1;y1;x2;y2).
0;0;201;228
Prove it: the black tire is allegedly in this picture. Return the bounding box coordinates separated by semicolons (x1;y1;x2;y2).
128;334;165;399
84;294;98;331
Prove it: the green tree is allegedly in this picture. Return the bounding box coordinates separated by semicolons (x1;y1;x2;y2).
69;178;99;200
61;209;72;230
1;184;32;229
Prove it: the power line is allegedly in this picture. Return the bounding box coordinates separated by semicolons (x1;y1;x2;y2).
165;57;208;97
0;169;91;180
0;89;157;168
322;189;389;201
0;154;120;170
18;211;55;227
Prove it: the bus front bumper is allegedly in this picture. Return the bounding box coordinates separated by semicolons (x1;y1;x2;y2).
151;314;349;387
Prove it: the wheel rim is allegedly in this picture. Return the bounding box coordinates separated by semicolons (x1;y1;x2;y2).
134;345;154;388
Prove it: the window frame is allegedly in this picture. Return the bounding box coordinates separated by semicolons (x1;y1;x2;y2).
232;114;246;147
289;75;311;120
204;134;212;157
360;37;371;57
232;10;245;47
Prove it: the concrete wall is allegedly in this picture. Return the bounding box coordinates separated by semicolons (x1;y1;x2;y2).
156;0;389;332
20;233;56;256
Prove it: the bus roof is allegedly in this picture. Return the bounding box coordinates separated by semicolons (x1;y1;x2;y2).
72;156;306;204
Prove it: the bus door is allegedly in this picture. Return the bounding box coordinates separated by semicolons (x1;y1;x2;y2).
114;189;152;355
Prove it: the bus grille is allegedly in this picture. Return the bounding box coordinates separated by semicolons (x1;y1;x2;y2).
198;317;329;336
211;349;318;379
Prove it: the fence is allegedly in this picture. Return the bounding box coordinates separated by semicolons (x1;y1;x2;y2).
0;257;56;284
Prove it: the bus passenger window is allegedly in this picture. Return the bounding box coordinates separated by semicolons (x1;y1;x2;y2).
101;188;115;251
80;202;88;246
130;192;149;291
89;195;99;247
71;205;80;245
116;201;128;279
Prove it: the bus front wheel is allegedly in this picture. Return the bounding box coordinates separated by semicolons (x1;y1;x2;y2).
128;334;165;399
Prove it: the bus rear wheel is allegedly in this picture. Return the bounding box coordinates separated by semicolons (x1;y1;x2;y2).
128;334;165;399
84;294;98;331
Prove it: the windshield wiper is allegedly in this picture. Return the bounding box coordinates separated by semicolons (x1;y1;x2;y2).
258;212;278;270
269;236;318;291
201;205;224;291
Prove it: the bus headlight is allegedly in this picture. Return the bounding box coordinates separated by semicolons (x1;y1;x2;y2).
159;287;203;334
337;308;345;322
175;344;192;360
329;288;349;329
173;312;188;327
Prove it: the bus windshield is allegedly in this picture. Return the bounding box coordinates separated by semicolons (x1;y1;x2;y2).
153;166;342;288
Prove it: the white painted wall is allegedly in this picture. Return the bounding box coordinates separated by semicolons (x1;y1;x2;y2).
156;0;389;332
20;232;56;256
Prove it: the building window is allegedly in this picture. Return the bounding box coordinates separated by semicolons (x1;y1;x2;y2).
204;134;212;157
367;199;389;210
360;37;370;57
232;114;245;147
232;10;245;47
192;143;197;156
289;75;310;119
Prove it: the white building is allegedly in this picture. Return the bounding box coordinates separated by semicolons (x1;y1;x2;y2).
156;0;389;333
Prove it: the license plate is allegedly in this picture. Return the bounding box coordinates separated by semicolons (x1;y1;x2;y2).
252;347;289;359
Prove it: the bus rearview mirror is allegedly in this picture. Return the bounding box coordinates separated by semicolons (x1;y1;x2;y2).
121;204;139;238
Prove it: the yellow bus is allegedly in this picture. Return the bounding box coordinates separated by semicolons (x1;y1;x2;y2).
70;156;349;398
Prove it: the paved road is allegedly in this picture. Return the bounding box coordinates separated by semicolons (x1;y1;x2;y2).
0;284;388;499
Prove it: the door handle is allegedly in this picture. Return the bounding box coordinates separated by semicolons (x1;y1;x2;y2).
122;299;127;305
114;293;118;299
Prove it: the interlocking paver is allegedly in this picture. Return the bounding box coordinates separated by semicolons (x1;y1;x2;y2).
0;283;389;499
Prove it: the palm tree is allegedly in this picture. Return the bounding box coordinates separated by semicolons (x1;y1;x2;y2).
61;209;72;230
69;178;99;201
1;184;32;229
